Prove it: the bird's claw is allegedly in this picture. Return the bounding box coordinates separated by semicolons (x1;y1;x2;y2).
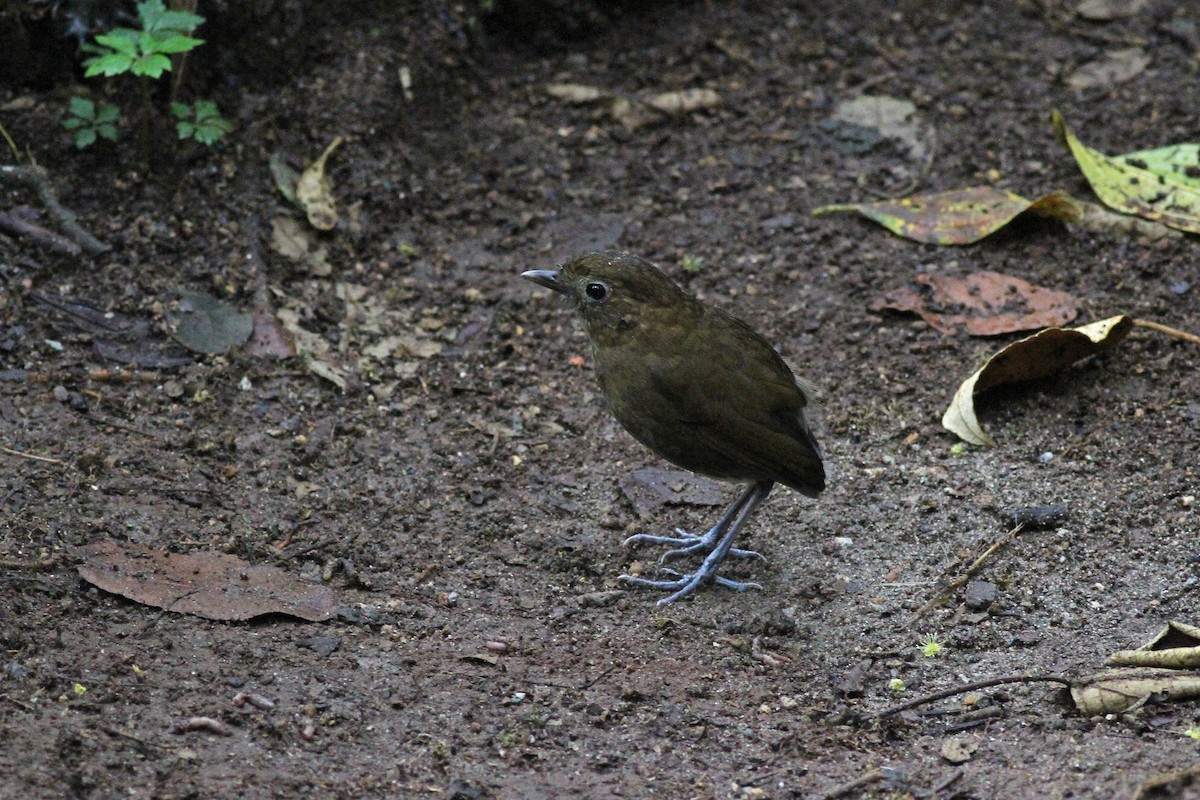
622;527;763;564
618;570;763;604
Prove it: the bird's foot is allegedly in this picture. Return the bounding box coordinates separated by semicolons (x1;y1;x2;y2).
622;527;763;565
619;567;762;605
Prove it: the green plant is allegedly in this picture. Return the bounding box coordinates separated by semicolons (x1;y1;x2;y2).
61;96;121;148
67;0;231;149
171;100;233;145
81;0;204;79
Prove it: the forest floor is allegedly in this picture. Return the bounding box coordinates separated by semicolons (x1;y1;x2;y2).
2;1;1199;798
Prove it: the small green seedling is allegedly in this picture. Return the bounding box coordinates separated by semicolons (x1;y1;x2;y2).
171;101;233;145
919;634;944;658
67;0;230;149
681;254;705;274
81;0;204;79
61;96;121;148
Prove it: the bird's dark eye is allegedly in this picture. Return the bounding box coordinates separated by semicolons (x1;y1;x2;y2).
585;282;609;301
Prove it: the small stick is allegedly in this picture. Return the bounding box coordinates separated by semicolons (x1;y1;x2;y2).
1;445;67;467
908;523;1024;624
1133;318;1200;345
171;716;233;736
817;768;885;800
0;211;81;255
0;165;108;255
864;673;1071;721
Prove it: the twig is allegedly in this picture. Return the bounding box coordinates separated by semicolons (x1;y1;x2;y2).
817;768;885;800
0;164;108;255
1;445;68;467
908;523;1024;624
864;673;1072;721
1134;318;1200;345
0;211;81;255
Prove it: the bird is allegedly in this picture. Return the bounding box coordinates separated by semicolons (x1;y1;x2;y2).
521;251;825;604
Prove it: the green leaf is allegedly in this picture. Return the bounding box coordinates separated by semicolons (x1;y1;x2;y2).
153;10;205;33
62;117;86;130
131;52;172;78
85;53;135;77
68;96;96;120
170;101;191;120
97;124;119;142
94;32;139;56
176;120;196;139
192;100;219;121
75;128;97;149
152;33;203;54
136;0;167;27
1053;110;1200;234
95;103;121;124
1116;144;1200;191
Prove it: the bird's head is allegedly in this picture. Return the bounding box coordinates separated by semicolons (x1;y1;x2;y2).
521;251;695;339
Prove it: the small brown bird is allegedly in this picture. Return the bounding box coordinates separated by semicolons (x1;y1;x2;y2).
522;251;824;604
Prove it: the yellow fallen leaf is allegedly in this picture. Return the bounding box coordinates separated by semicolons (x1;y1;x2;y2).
942;315;1132;446
1053;111;1200;233
1071;668;1200;716
813;186;1081;245
296;136;344;231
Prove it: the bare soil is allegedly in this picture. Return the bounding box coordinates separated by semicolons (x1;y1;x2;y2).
2;2;1199;798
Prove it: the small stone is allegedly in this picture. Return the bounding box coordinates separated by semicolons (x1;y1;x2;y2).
963;579;997;611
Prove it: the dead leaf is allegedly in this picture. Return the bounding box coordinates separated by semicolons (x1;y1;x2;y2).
618;467;726;517
942;315;1133;446
268;151;300;204
1076;0;1148;20
829;95;933;162
244;310;298;359
78;540;337;622
1107;621;1200;668
1076;200;1182;240
646;88;720;114
296;136;344;231
940;736;980;764
1070;668;1200;716
813;186;1082;245
544;83;609;104
168;290;254;355
271;216;333;276
1065;48;1149;90
872;271;1078;336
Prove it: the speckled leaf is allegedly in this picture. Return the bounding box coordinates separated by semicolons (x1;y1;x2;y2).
1116;144;1200;191
942;315;1132;446
1053;111;1200;233
872;271;1078;336
813;186;1081;244
78;540;337;622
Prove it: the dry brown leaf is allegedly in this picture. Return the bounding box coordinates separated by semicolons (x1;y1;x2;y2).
1106;621;1200;668
942;315;1133;446
78;540;337;622
873;271;1078;336
646;88;720;114
544;83;609;104
1070;668;1200;716
296;136;344;231
1065;48;1149;90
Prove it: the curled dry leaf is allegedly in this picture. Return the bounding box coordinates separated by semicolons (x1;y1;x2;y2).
296;136;344;231
1054;111;1200;233
942;315;1133;446
1070;668;1200;716
814;186;1081;245
1106;621;1200;669
872;270;1078;336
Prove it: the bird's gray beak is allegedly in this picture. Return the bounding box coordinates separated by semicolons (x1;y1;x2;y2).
521;269;568;294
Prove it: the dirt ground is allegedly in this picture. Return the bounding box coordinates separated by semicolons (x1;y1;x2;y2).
2;1;1199;798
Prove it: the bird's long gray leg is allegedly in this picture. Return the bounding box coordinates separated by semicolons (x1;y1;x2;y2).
618;481;774;604
622;482;764;563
